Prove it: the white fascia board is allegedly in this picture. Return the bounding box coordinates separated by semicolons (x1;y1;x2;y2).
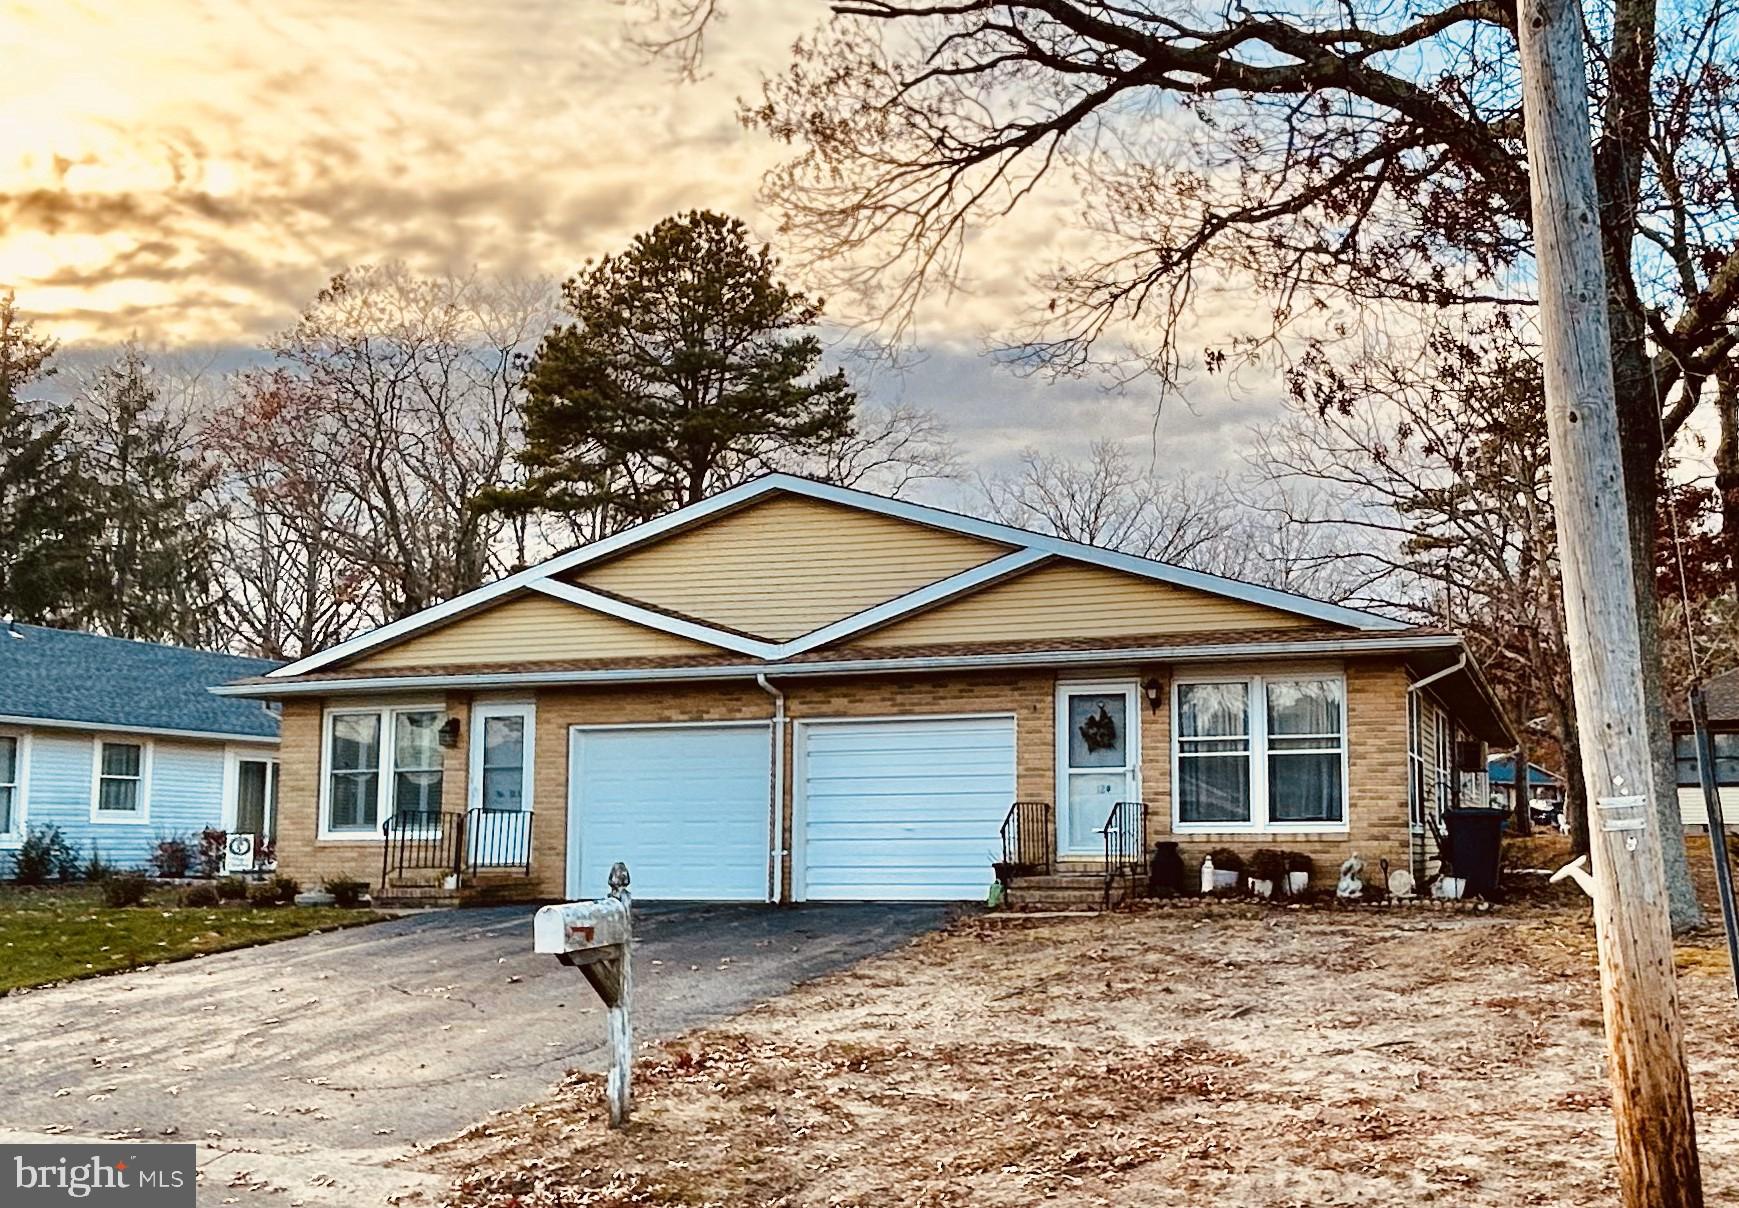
213;633;1464;696
266;477;792;678
268;470;1400;681
751;475;1406;631
772;548;1049;656
524;579;783;658
0;713;280;745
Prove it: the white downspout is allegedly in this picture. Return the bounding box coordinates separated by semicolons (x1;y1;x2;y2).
756;674;787;904
1406;653;1468;880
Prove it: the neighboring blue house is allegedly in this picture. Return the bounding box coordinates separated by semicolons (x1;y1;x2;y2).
0;623;281;875
1487;753;1566;814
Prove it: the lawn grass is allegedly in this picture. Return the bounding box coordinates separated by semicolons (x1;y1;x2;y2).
0;882;383;994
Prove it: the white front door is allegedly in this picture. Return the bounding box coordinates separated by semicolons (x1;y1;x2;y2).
1057;682;1140;855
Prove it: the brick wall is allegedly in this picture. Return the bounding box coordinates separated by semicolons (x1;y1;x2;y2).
273;656;1418;901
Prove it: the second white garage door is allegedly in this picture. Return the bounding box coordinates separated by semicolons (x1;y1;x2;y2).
796;715;1017;901
567;724;771;901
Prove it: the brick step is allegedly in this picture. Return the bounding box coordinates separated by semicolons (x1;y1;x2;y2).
377;889;462;903
376;884;460;901
458;880;541;905
1007;873;1136;891
1004;887;1136;909
382;870;456;889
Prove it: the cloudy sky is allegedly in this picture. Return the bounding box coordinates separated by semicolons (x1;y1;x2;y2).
0;1;1319;486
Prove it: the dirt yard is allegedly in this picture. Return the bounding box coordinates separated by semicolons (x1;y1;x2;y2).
423;843;1739;1207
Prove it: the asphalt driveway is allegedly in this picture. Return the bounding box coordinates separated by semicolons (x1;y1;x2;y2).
0;902;952;1205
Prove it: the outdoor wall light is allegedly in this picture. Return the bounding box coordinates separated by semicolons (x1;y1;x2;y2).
438;716;462;749
1142;676;1166;715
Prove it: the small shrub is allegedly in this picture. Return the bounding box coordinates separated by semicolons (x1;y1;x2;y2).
54;834;83;882
150;834;192;879
181;882;220;907
1285;851;1315;876
247;882;281;907
14;824;76;885
267;874;300;905
216;877;249;902
83;847;113;883
322;875;368;908
101;871;150;908
1247;848;1288;888
197;828;228;878
1207;846;1246;873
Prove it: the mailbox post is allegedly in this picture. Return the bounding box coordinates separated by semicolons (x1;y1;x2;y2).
533;861;634;1126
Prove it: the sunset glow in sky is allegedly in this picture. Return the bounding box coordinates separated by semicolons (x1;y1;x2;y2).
0;1;1353;475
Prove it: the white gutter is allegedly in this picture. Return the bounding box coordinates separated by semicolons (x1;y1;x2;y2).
756;673;787;905
0;713;280;745
213;634;1466;697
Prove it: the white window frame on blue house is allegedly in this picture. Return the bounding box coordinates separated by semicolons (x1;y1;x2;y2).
89;735;153;825
0;727;29;846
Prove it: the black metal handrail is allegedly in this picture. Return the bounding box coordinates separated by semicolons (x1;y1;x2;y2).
465;808;534;876
1101;801;1147;908
380;810;464;888
998;800;1054;877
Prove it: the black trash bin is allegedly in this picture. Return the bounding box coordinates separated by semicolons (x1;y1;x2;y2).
1443;807;1506;898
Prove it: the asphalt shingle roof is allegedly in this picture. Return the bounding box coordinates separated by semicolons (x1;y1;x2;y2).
0;623;281;739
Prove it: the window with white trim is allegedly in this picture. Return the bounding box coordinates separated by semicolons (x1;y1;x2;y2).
95;741;145;816
0;734;19;836
323;706;446;835
472;704;533;812
1174;675;1347;830
1407;692;1426;827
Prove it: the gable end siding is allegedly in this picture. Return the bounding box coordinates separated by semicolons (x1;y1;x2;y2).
856;561;1322;647
568;495;1010;641
348;593;717;670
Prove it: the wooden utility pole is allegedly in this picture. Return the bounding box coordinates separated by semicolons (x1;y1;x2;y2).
1515;0;1705;1203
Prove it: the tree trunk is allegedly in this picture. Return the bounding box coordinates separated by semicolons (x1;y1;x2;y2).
1717;364;1739;593
1559;695;1592;856
1609;269;1704;932
1511;731;1535;836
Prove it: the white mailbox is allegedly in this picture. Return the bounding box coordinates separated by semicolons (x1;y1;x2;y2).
535;861;635;1127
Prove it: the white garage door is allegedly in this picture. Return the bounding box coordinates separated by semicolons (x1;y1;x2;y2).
797;716;1017;901
567;724;771;901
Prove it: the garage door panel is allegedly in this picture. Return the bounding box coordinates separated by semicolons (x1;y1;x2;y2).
799;716;1016;901
569;725;771;901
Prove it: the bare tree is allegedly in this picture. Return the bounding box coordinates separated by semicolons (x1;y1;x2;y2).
1255;318;1590;846
787;402;961;497
973;440;1369;599
204;370;376;661
254;264;556;621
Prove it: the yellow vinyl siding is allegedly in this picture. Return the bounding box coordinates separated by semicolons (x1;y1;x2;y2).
349;594;717;669
570;495;1009;640
860;560;1318;647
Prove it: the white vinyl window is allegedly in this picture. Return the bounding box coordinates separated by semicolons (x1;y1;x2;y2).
321;705;446;838
470;704;534;812
0;733;22;839
91;739;150;822
1173;674;1347;832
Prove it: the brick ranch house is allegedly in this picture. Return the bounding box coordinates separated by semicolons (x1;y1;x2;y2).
213;474;1511;905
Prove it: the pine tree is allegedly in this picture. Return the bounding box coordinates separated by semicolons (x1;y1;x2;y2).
0;296;98;624
75;345;222;645
485;210;857;527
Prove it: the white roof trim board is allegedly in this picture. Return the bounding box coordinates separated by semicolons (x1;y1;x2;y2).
218;633;1464;696
267;474;1405;680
